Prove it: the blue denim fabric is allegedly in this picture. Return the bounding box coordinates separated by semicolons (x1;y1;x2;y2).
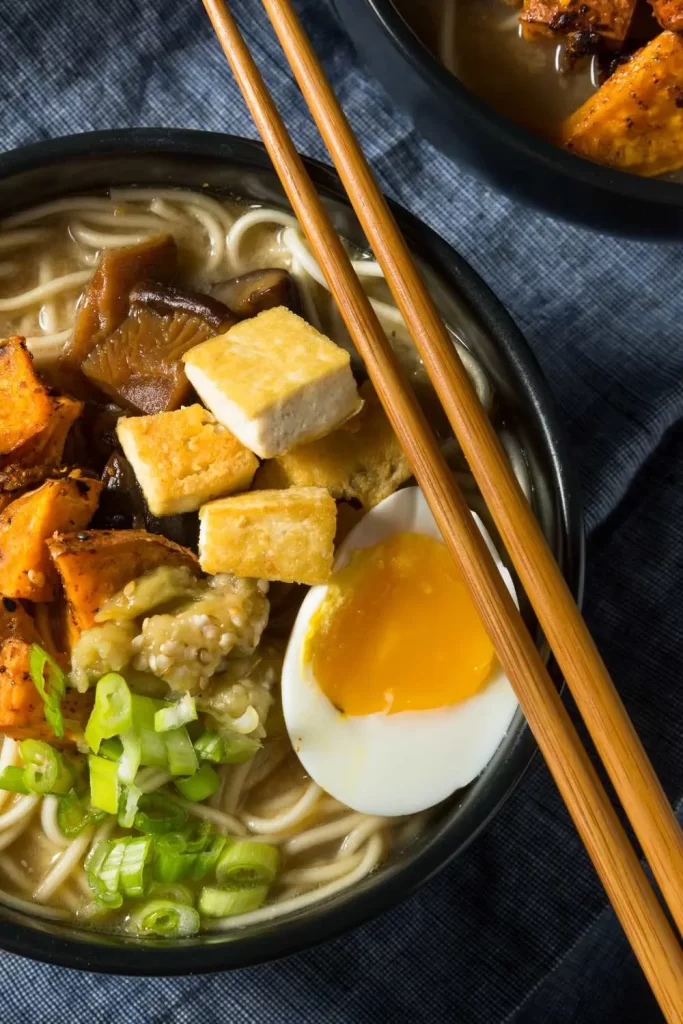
0;1;681;1020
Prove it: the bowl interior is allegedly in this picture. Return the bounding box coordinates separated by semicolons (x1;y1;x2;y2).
0;131;584;973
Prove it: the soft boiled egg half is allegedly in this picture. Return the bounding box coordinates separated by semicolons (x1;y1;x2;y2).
282;486;520;817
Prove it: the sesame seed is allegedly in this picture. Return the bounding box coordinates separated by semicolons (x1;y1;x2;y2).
199;649;212;664
155;654;171;674
230;610;244;628
149;655;158;674
202;624;219;641
131;635;143;651
142;618;150;630
185;646;198;662
123;581;136;598
135;654;149;671
160;641;183;657
192;614;210;628
219;632;234;650
27;569;45;588
256;579;269;594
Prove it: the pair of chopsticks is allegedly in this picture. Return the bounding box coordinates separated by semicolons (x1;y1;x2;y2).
203;1;683;1017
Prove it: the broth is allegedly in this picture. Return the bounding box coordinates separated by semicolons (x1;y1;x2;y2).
0;187;529;936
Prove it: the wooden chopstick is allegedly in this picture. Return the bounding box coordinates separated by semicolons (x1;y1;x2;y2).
202;3;683;1017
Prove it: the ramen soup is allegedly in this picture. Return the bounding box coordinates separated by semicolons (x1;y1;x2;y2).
0;188;530;939
394;0;683;179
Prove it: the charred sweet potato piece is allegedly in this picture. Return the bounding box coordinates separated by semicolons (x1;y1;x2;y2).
521;0;638;42
0;465;74;516
649;0;683;30
4;396;83;469
81;306;217;415
0;598;91;745
561;31;683;175
0;338;54;457
0;477;102;602
60;235;178;372
47;529;200;634
212;269;300;319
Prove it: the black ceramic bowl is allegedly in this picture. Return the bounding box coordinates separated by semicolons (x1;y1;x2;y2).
332;0;683;238
0;129;583;974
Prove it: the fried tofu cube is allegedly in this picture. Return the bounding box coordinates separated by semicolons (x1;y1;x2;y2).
561;31;683;176
0;477;102;602
0;338;54;456
183;307;361;459
649;0;683;30
252;382;411;509
116;404;259;516
521;0;638;42
199;487;337;585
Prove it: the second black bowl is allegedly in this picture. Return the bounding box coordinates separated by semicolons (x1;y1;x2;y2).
333;0;683;238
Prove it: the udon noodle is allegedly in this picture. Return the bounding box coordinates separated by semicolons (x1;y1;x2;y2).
0;187;529;934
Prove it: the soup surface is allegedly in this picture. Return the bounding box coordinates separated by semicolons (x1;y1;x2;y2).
0;187;530;938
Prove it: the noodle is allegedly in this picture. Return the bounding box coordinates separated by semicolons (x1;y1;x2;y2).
33;828;94;903
40;797;71;849
0;795;39;832
241;781;322;834
0;270;91;313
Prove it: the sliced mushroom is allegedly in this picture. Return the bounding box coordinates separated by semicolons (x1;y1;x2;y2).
62;235;178;371
211;269;299;319
129;280;237;331
81;306;216;415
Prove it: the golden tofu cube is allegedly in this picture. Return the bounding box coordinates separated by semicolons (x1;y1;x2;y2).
561;31;683;176
252;381;411;509
116;404;259;516
199;487;337;585
182;306;360;458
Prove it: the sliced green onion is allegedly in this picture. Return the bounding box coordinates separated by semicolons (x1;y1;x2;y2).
98;737;124;762
0;766;28;794
131;694;167;767
133;793;188;835
194;730;260;765
198;885;268;918
220;733;261;764
84;839;123;908
20;739;73;795
57;790;107;837
154;693;197;734
153;832;194;883
98;837;128;896
89;754;120;815
190;832;226;881
174;764;220;802
164;726;198;777
148;881;195;906
119;835;153;898
126;899;200;937
29;644;66;739
193;730;224;763
118;784;142;829
185;821;213;854
118;729;141;786
85;673;133;754
215;841;279;887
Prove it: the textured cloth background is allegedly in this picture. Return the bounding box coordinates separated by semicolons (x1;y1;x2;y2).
1;1;682;1021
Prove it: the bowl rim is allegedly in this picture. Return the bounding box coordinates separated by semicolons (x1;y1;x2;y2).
356;0;683;208
0;128;585;975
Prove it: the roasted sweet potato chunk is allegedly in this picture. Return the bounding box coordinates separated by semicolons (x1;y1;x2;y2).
521;0;638;42
0;598;91;745
60;235;178;372
0;338;54;457
649;0;683;30
561;31;683;175
81;307;217;415
5;396;83;469
47;529;199;634
0;477;102;602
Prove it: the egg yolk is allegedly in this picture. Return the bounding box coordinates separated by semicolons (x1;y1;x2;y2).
303;531;496;715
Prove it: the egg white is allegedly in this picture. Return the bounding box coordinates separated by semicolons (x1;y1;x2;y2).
282;487;519;816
